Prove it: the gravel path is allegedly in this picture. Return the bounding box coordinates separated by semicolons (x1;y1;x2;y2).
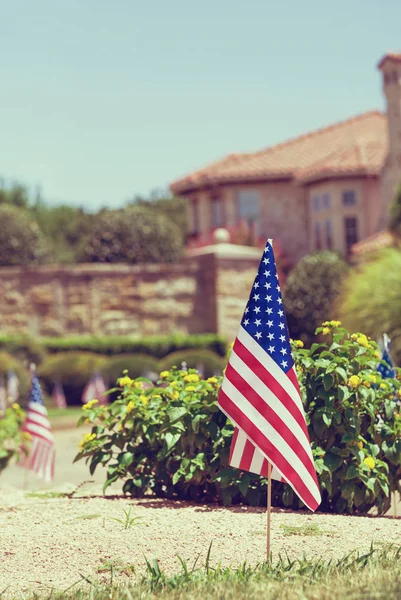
0;487;400;598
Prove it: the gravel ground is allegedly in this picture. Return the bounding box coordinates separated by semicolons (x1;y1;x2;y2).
0;487;400;598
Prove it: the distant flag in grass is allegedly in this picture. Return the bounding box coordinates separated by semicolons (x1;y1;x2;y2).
82;373;108;405
7;370;19;403
219;239;321;511
377;334;396;379
0;374;6;413
52;382;67;409
20;370;55;482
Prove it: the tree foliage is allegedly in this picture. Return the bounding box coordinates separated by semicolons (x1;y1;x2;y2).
284;252;349;346
78;205;184;264
389;181;401;239
0;205;49;266
340;249;401;364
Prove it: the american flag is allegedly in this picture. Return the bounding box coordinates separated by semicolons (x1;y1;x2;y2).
20;372;55;482
219;239;321;511
7;370;19;403
377;334;396;379
52;381;67;409
82;373;108;405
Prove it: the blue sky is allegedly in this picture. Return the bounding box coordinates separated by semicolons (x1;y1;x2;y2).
0;0;400;209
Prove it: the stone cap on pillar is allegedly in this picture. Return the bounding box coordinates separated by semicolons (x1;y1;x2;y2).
184;228;262;259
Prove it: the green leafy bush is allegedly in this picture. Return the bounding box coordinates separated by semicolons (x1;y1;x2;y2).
76;323;401;514
0;403;27;474
158;349;224;378
101;354;159;401
0;205;48;266
77;206;184;264
39;333;228;358
38;352;107;405
389;181;401;240
340;249;401;365
284;252;349;346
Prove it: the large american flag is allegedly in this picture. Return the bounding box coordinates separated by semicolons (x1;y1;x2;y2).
219;239;321;511
20;372;55;482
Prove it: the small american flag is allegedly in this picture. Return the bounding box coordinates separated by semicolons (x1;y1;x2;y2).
20;372;55;482
52;382;67;409
82;373;108;405
219;239;321;511
377;334;396;379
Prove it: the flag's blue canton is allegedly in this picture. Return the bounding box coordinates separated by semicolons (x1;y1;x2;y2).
241;240;293;373
29;374;44;405
377;349;396;379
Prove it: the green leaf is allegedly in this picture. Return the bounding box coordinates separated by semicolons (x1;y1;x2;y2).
324;452;342;473
172;471;182;485
335;367;348;383
338;386;351;402
118;452;134;467
366;478;376;493
165;432;181;451
167;407;187;423
322;413;332;427
345;464;358;480
341;481;355;500
323;374;334;391
103;473;119;494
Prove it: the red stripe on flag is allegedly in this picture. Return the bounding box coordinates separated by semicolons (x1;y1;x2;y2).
219;388;319;510
234;338;310;441
229;428;239;464
226;362;317;483
238;438;255;471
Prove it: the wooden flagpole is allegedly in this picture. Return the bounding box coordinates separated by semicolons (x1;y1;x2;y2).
267;462;272;563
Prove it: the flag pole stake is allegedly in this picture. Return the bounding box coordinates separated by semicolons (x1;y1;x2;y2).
267;462;272;564
394;493;398;518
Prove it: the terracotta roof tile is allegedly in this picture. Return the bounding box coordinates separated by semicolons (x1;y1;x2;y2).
377;52;401;69
171;111;387;194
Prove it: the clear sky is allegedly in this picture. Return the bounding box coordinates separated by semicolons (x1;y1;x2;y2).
0;0;400;209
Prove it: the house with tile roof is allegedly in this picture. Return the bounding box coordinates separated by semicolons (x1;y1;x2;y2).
170;53;401;263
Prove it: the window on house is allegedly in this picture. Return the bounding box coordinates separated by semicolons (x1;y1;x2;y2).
237;190;260;220
344;216;359;253
312;196;320;211
342;190;356;206
322;193;331;209
191;198;200;234
211;196;224;228
315;222;322;250
325;220;333;250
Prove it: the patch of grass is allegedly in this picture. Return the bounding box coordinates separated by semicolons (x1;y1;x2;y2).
279;523;336;537
25;491;68;499
18;544;401;600
97;559;136;576
75;514;101;521
110;507;144;530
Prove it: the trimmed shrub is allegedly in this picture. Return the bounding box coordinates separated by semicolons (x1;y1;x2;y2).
39;333;228;358
77;205;184;264
38;352;107;406
101;354;160;400
76;324;401;514
0;335;47;366
0;205;48;266
284;251;349;346
340;249;401;365
158;349;224;378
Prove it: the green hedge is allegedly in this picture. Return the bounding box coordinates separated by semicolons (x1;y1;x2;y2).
0;333;227;360
158;349;224;378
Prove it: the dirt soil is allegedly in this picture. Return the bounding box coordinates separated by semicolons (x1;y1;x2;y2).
1;427;401;598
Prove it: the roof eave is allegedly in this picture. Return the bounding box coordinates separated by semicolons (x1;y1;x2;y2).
297;168;382;186
170;172;294;195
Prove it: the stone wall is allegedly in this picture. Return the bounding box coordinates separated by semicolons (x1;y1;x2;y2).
0;243;261;341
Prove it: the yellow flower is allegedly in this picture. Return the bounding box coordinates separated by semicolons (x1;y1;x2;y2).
82;399;98;411
134;381;143;389
380;382;387;390
322;327;330;335
171;391;179;400
207;377;218;384
322;321;330;327
139;395;148;406
184;374;200;383
363;381;371;388
296;365;303;374
170;381;179;388
357;334;369;348
152;394;161;400
12;403;20;411
364;456;375;470
368;375;377;384
126;400;135;413
356;441;363;449
118;376;133;387
351;334;358;341
397;389;401;400
348;375;361;389
160;371;170;379
115;423;123;432
374;351;381;359
295;340;304;348
78;432;96;451
185;385;196;392
330;320;341;327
